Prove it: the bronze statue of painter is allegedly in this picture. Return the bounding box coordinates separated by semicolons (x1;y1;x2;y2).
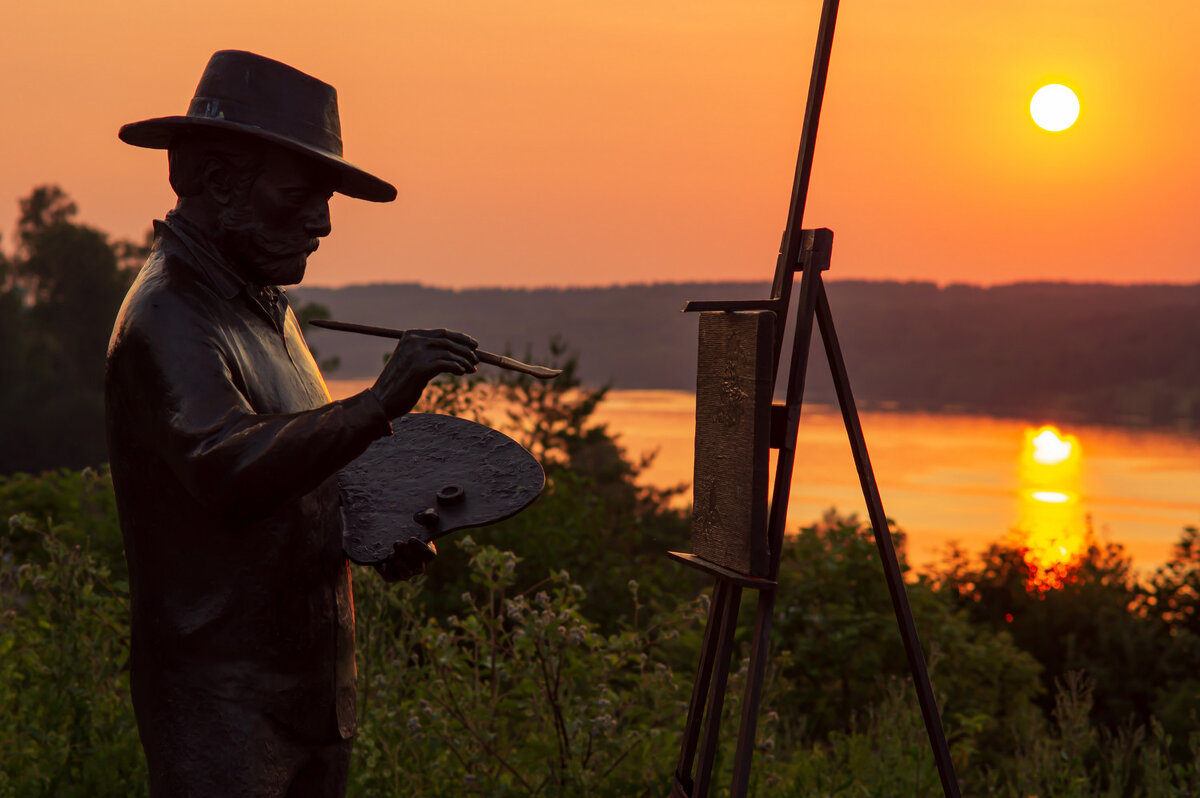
105;50;477;795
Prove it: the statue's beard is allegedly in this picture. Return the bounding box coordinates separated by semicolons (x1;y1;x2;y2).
216;204;319;287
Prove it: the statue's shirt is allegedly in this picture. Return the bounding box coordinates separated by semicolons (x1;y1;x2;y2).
105;214;391;741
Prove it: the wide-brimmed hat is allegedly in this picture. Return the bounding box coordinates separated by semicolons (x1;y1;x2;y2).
119;50;396;203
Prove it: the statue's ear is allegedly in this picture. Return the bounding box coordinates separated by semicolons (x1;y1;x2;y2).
203;158;238;206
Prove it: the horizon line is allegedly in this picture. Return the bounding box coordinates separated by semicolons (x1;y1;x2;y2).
293;276;1200;293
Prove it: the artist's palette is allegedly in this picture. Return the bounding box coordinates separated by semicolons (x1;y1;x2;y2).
338;414;544;564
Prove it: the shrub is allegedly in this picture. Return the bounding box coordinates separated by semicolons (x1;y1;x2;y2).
0;518;145;797
349;536;705;796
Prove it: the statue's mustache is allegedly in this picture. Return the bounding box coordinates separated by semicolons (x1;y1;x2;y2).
251;234;319;257
218;205;320;257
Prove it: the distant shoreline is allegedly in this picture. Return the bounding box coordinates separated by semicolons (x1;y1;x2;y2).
301;280;1200;433
299;277;1200;293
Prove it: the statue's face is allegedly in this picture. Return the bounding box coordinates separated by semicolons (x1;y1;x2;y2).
217;146;337;286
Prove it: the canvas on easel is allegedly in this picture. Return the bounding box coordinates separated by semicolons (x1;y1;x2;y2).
689;311;774;578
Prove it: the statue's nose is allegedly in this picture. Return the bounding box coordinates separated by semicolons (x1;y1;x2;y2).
305;201;332;238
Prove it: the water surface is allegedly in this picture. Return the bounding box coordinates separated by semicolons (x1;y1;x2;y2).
329;382;1200;572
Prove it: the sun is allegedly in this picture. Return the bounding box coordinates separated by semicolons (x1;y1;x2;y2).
1030;84;1080;131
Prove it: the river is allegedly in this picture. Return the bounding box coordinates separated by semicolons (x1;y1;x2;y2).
328;382;1200;574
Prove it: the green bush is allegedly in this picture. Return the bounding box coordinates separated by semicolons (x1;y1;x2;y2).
0;467;123;577
0;519;145;797
767;513;1042;772
5;476;1200;794
350;537;704;796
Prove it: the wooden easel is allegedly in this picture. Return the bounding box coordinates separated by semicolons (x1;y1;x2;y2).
667;2;962;796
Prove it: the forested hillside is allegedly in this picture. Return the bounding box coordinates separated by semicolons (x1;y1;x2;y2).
295;280;1200;427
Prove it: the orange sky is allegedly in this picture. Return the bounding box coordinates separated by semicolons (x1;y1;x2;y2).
4;1;1197;288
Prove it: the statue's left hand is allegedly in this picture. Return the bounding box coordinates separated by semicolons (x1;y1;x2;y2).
375;538;437;582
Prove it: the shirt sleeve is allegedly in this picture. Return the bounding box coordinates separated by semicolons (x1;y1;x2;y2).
111;286;393;520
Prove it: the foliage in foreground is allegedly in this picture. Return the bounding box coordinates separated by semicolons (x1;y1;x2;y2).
350;537;699;796
5;506;1200;797
0;518;146;797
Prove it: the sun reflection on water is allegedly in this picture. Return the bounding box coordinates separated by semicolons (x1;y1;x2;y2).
1016;426;1090;591
1031;428;1074;464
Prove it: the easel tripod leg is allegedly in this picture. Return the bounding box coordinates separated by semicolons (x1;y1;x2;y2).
815;280;962;797
673;579;738;795
686;580;743;798
728;587;776;797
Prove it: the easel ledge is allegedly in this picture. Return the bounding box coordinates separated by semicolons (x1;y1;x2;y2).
666;552;777;590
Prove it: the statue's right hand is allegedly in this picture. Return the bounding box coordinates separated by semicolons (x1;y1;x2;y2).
369;329;478;418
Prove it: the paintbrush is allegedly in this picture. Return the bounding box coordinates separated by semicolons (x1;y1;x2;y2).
308;319;563;380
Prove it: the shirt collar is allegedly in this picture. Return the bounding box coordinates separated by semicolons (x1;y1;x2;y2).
156;211;291;331
157;211;248;301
